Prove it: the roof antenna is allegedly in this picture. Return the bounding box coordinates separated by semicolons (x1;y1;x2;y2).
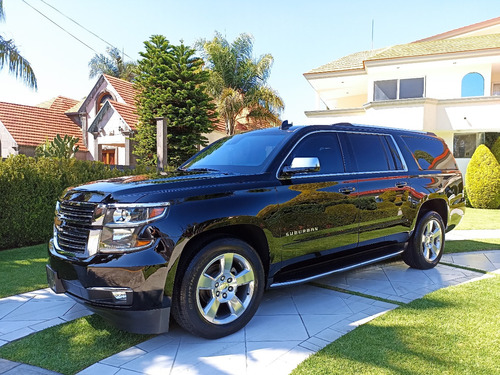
371;19;375;50
280;120;293;130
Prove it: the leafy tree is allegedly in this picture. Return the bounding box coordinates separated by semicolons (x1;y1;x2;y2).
36;134;80;159
198;32;284;135
133;35;216;167
0;0;37;89
88;46;137;82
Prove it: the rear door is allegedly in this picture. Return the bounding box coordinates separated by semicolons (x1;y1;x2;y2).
340;132;411;246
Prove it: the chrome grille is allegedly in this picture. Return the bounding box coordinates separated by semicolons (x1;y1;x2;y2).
55;201;96;254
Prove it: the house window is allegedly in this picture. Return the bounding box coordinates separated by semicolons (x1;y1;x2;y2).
374;78;425;101
492;83;500;96
96;92;114;113
374;80;397;101
461;73;484;97
453;133;479;158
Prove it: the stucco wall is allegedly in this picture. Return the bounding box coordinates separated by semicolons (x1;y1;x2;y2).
0;120;17;158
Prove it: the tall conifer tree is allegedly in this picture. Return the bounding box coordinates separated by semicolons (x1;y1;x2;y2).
133;35;216;167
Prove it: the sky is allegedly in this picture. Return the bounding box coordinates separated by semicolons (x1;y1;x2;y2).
2;0;500;124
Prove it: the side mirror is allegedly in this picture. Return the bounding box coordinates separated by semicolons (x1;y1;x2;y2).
281;157;320;177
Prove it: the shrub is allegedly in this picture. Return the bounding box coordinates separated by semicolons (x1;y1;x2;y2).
36;134;80;159
0;155;150;250
465;144;500;209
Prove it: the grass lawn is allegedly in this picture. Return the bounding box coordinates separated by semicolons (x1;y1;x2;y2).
0;244;48;298
445;238;500;253
292;275;500;375
0;315;153;375
456;207;500;230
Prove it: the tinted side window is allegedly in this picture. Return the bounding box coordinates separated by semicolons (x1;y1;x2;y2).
288;133;345;174
347;133;391;172
382;135;405;170
402;135;457;170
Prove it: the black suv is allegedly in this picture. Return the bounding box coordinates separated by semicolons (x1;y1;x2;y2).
47;123;465;338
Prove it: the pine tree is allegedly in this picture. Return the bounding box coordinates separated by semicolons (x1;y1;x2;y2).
133;35;216;167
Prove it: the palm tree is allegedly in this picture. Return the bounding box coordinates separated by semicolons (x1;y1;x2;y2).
0;0;37;90
198;32;284;135
88;47;137;82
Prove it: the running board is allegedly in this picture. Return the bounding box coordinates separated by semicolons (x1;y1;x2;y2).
270;250;404;288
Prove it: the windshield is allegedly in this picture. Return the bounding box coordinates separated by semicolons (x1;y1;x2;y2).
180;131;289;174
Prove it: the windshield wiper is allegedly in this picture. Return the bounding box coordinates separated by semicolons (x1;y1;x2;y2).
181;168;221;173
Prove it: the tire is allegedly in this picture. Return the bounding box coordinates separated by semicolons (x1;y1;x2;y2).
402;211;445;270
172;238;265;339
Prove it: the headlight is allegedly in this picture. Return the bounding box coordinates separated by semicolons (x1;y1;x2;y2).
104;203;169;227
98;202;170;253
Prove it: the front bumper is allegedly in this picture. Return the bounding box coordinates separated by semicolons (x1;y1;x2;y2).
47;240;172;334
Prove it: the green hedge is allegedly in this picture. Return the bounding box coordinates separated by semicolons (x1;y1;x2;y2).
0;155;149;250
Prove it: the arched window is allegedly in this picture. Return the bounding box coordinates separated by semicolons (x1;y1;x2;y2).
96;92;114;113
461;73;484;97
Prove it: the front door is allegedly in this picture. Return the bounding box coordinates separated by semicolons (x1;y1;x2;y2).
276;131;359;266
102;149;115;165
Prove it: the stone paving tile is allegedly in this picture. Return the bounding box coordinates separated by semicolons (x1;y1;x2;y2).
0;359;61;375
316;261;487;303
442;250;500;272
0;288;92;344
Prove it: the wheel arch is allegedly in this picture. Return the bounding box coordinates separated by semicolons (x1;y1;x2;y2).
415;198;449;229
168;224;271;296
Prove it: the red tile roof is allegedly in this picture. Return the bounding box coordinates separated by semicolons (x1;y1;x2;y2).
48;96;81;112
0;101;86;150
108;100;139;130
103;74;137;106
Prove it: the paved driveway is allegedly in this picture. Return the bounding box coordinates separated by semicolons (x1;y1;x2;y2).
0;250;497;375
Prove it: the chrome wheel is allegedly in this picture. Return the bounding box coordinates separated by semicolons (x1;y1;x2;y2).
420;218;443;262
196;252;255;325
402;211;445;270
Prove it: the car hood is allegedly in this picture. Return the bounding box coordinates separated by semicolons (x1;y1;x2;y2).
61;170;269;204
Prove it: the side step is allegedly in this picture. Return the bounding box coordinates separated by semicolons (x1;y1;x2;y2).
270;250;403;288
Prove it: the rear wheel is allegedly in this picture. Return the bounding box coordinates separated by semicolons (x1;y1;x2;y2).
172;238;264;339
403;211;445;270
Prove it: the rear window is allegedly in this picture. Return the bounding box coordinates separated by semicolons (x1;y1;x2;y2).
402;135;457;170
346;133;404;172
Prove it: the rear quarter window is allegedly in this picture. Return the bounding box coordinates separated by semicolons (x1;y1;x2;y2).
402;135;457;170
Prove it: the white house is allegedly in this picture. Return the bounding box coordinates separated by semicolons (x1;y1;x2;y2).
77;74;139;165
304;17;500;174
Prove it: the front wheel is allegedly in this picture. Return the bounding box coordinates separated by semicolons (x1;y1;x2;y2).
402;211;445;270
172;238;264;339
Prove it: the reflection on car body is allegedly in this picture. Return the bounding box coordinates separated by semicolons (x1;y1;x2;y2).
47;122;465;339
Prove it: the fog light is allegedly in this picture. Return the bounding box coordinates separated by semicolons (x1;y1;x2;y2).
112;291;127;301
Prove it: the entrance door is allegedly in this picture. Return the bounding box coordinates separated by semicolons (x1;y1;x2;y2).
102;149;115;165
